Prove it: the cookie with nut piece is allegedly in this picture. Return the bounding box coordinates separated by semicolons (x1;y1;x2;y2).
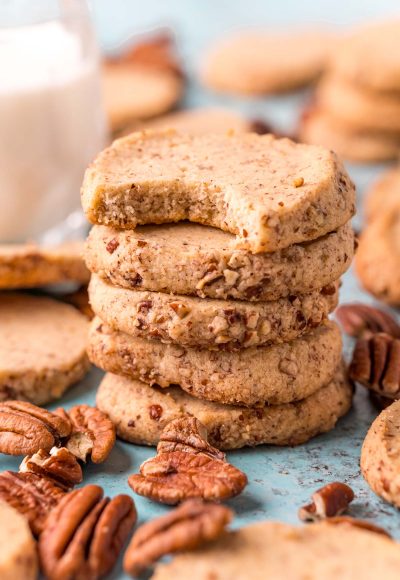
96;363;352;449
89;274;339;349
152;519;400;580
0;502;38;580
0;293;90;404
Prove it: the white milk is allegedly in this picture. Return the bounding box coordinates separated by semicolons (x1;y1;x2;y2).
0;20;107;241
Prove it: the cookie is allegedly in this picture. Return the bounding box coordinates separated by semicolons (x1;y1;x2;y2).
300;108;400;162
88;274;338;349
0;241;89;289
89;319;342;407
316;76;400;134
201;29;334;95
153;520;400;579
361;400;400;507
355;208;400;305
82;130;355;253
0;501;38;580
331;21;400;93
85;222;354;301
0;293;90;404
364;169;400;223
96;363;352;449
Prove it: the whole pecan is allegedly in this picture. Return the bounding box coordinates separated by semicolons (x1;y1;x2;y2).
124;499;233;576
0;470;66;536
324;516;391;538
39;484;137;580
128;416;247;504
0;401;71;455
349;333;400;398
55;405;116;463
336;303;400;339
298;482;355;522
20;447;83;489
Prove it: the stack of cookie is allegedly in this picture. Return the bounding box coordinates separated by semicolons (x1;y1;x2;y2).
82;130;356;450
300;21;400;163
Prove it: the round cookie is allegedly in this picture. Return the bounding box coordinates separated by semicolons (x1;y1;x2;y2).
96;364;352;449
88;274;338;349
331;21;400;92
0;293;90;404
364;169;400;223
355;208;400;305
85;222;354;301
300;108;400;162
89;319;343;407
316;75;400;134
82;131;355;254
0;502;38;580
201;29;335;95
153;520;400;580
0;241;89;289
361;400;400;507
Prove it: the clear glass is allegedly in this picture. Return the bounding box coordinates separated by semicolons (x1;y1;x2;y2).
0;0;108;242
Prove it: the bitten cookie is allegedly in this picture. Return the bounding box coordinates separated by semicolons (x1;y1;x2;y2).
361;400;400;507
81;131;355;253
153;520;400;579
85;222;354;301
0;241;89;289
89;319;343;407
0;293;90;404
201;29;334;95
96;364;352;449
88;274;338;349
0;502;38;580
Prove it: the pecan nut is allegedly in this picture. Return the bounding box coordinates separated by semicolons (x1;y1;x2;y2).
55;405;116;463
124;499;232;576
128;416;247;504
0;470;66;536
349;333;400;398
0;401;71;455
20;447;83;489
298;482;354;522
336;303;400;339
39;484;137;580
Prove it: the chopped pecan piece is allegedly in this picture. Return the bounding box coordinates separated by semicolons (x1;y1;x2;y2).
124;499;232;576
39;484;137;580
0;401;71;455
20;447;82;489
55;405;116;463
128;416;247;504
336;303;400;339
0;470;66;536
349;333;400;398
325;516;391;538
299;482;355;522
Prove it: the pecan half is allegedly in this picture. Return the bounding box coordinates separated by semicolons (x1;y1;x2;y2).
324;516;391;538
0;401;71;455
39;484;137;580
349;333;400;398
298;482;355;522
20;447;83;489
336;303;400;339
0;470;66;536
55;405;116;463
128;416;247;504
124;499;232;576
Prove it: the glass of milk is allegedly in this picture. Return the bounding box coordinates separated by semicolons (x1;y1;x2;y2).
0;0;108;242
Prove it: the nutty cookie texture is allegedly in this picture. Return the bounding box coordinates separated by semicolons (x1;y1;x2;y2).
96;364;352;449
0;502;38;580
361;400;400;507
0;293;90;404
152;520;400;580
88;274;338;349
81;130;355;253
89;319;342;407
86;222;354;301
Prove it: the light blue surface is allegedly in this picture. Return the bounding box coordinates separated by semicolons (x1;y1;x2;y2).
3;2;400;578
